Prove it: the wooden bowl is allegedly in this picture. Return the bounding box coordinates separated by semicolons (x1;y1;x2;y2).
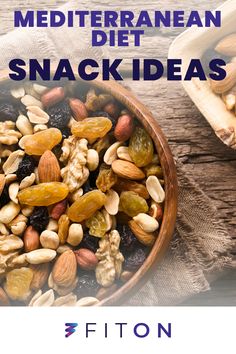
0;70;178;305
169;0;236;149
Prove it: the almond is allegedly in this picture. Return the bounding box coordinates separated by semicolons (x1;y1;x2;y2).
111;160;145;180
23;226;40;252
51;199;68;220
215;33;236;56
210;63;236;94
0;287;10;306
129;220;156;247
52;250;77;288
69;98;88;121
74;248;98;270
41;87;65;107
38;150;61;183
30;263;50;291
114;114;134;141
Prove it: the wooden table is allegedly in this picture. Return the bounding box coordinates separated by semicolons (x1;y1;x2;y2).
1;0;235;305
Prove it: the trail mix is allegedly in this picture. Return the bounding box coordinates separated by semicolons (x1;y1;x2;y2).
208;33;236;111
0;82;164;306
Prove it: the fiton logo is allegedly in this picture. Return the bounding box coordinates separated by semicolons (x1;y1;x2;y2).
65;323;78;338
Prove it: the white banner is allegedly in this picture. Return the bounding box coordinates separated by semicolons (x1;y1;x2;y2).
0;307;234;353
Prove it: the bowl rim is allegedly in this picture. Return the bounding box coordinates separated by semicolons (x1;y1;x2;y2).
0;70;178;305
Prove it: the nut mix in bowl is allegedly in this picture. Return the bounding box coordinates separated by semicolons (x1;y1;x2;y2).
0;78;175;307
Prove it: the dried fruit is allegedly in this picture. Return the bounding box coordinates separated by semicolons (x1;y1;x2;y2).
29;207;49;233
0;103;18;122
16;155;36;182
47;100;71;129
68;190;106;222
144;164;163;178
18;182;69;206
114;179;149;199
75;248;98;270
79;231;99;253
5;267;33;301
124;247;148;271
96;165;118;192
58;214;70;244
71;117;112;142
22;128;62;155
38;150;61;182
117;223;139;253
129;127;154;167
76;274;100;298
119;191;148;217
112;160;145;180
86;211;107;237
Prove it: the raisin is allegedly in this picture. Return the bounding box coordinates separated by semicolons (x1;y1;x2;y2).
23;128;62;156
79;231;99;253
18;182;69;206
71;117;112;142
47;101;71;129
83;180;93;194
119;191;149;217
117;224;139;253
129;127;154;167
16;155;36;182
91;111;117;129
86;211;107;238
61;126;71;139
0;88;12;101
0;103;18;122
0;185;10;207
96;165;117;192
76;273;100;297
29;207;49;233
5;268;34;301
68;190;106;222
124;247;148;271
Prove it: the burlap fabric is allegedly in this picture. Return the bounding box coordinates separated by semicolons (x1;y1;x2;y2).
0;0;233;305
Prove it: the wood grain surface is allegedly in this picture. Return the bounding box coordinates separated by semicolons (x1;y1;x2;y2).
0;0;235;305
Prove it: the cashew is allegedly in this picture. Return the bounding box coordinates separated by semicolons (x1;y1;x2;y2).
3;150;25;175
87;149;99;171
117;146;133;162
67;223;83;246
146;176;165;203
0;201;21;224
27;106;49;124
104;189;119;215
133;213;159;233
9;182;19;204
104;141;122;165
0;235;24;253
19;173;35;190
26;249;57;265
40;230;60;250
